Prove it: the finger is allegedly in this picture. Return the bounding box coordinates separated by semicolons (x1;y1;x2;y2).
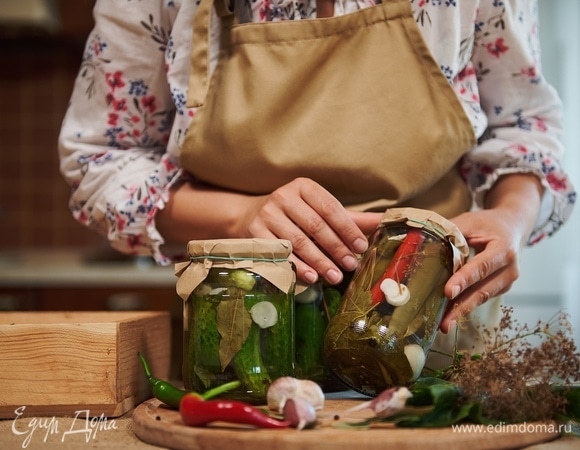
440;272;513;334
444;243;517;301
440;241;519;333
289;254;321;286
348;210;383;236
297;183;370;254
264;186;363;281
267;204;347;285
250;221;326;285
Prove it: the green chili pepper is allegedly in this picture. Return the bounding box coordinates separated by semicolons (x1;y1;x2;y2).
138;352;193;409
138;353;241;409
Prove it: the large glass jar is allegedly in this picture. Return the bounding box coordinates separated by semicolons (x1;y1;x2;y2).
176;239;296;404
323;208;468;396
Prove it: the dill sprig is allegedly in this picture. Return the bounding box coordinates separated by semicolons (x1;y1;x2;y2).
447;306;580;423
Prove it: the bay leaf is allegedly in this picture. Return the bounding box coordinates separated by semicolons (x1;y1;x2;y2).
216;294;252;371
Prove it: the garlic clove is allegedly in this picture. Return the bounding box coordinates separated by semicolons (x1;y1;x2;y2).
404;343;426;380
208;287;228;296
295;283;323;304
342;386;412;418
250;301;278;329
380;278;411;306
283;397;317;430
371;386;412;417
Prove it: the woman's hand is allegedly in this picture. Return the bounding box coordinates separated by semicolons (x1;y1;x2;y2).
441;173;544;333
157;177;382;286
441;208;523;332
238;178;382;285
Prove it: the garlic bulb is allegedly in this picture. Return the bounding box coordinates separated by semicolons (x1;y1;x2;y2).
267;377;325;413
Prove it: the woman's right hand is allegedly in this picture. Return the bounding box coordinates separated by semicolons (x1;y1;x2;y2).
236;178;381;286
157;177;381;285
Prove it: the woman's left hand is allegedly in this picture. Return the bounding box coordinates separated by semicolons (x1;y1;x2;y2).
440;173;544;333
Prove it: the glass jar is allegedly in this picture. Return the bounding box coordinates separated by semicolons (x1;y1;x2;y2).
323;208;468;396
176;239;296;404
294;282;347;392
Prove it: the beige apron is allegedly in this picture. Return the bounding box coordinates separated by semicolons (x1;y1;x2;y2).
180;0;497;367
181;0;476;218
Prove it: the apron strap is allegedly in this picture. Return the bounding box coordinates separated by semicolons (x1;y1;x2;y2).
187;0;233;107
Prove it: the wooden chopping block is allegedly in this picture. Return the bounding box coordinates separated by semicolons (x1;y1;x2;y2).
0;311;171;418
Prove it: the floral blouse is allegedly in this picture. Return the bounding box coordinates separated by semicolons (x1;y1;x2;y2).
58;0;576;265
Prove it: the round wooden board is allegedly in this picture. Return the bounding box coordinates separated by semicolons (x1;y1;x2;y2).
132;398;559;450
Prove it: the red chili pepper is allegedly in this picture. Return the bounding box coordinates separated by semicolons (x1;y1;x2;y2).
179;394;291;429
369;228;425;305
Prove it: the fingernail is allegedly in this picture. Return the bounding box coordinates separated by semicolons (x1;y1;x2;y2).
352;238;368;254
326;269;343;285
341;255;358;271
304;271;318;284
451;285;460;299
446;320;457;334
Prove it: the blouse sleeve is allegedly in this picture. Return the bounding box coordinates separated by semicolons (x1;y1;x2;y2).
58;0;183;264
462;0;575;244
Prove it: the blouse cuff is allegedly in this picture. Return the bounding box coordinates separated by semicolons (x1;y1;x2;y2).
150;168;191;266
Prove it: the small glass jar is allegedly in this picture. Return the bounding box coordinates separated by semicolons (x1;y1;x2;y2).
176;239;296;404
323;208;468;396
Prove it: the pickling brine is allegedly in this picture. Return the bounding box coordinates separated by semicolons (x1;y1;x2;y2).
323;208;468;396
184;269;294;402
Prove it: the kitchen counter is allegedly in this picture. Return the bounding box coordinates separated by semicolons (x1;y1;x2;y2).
0;249;175;288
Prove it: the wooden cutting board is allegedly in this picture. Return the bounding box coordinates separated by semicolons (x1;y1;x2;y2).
132;397;560;450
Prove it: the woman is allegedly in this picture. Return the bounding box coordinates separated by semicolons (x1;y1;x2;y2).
59;0;575;339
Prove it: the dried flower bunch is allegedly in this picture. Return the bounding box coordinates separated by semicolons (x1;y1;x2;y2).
445;306;580;423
